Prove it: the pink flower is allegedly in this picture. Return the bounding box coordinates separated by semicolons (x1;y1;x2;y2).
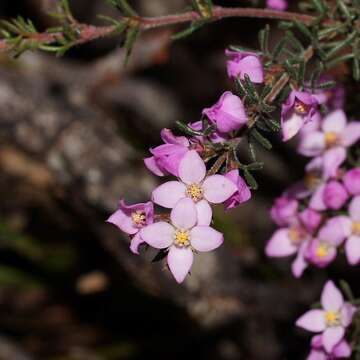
336;196;360;265
270;196;298;227
266;0;288;11
343;168;360;195
223;170;251;210
281;90;319;141
296;280;356;353
107;200;154;254
202;91;248;133
144;128;190;177
305;217;347;268
308;335;351;359
152;150;237;225
265;224;311;278
298;110;360;157
140;198;223;283
299;208;322;233
323;181;349;210
225;49;264;83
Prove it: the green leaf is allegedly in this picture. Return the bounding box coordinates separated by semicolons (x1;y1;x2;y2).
176;121;203;136
124;25;140;65
339;279;354;301
243;169;258;190
311;0;327;14
152;249;168;263
294;21;313;41
258;24;270;55
250;128;272;150
172;21;205;40
246;162;264;171
192;0;213;18
107;0;137;16
353;58;360;81
242;74;259;103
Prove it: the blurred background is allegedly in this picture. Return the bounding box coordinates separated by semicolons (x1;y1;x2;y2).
0;1;354;359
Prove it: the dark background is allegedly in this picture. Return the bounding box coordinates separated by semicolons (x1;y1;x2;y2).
0;1;355;359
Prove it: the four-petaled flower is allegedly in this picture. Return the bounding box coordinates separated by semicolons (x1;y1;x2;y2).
140;198;223;283
296;280;356;353
152;150;238;225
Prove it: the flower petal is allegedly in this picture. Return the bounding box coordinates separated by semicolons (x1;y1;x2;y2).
322;327;344;353
309;184;326;211
322;147;346;180
167;246;193;283
333;340;351;358
152;181;186;208
322;109;347;133
265;229;298;257
342;122;360;147
203;175;237;204
349;196;360;221
321;280;344;311
318;216;351;246
144;156;165;176
130;232;145;255
296;309;326;332
170;197;197;230
282;113;305;141
140;222;174;249
107;209;138;235
178;150;206;185
291;242;309;278
345;235;360;265
196;200;212;226
190;226;223;252
298;131;325;157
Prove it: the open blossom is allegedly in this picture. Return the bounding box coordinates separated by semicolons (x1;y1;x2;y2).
298;110;360;157
306;217;347;268
225;49;264;83
152;150;237;224
224;170;251;210
202;91;248;133
281;90;319;141
144;128;190;177
308;335;351;359
266;0;288;11
296;280;356;353
343;168;360;195
337;196;360;265
140;198;223;283
107;200;154;254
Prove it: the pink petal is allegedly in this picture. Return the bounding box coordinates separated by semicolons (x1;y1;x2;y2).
322;147;346;180
318;216;351;246
152;181;186;208
340;303;357;327
298;132;325;157
190;226;223;252
345;235;360;265
322;110;347;133
291;242;309;278
322;327;344;353
342;122;360;146
203;175;237;204
265;229;298;257
107;209;138;235
144;156;165;176
130;232;145;255
282;113;305;141
333;340;351;358
140;222;174;249
349;196;360;221
296;309;326;332
309;184;326;211
238;55;264;83
167;246;193;283
195;200;212;226
178;150;206;185
170;197;197;230
321;280;344;311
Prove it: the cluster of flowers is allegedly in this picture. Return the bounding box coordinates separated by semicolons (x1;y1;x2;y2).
106;49;260;283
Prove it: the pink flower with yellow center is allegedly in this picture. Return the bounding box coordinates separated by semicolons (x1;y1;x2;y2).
140;198;223;283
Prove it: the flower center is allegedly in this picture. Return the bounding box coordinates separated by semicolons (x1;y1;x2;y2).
174;230;190;247
186;184;203;202
304;172;321;191
294;100;309;115
325;311;341;327
131;210;146;227
353;222;360;236
288;227;305;246
325;132;338;148
316;243;330;258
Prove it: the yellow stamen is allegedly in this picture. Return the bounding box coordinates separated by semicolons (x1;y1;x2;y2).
325;311;340;327
288;228;305;246
294;100;309;115
304;172;321;191
174;230;190;247
131;210;146;227
316;243;329;258
186;184;203;202
353;222;360;236
325;132;338;148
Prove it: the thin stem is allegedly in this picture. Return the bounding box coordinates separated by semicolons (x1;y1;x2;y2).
0;6;317;52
